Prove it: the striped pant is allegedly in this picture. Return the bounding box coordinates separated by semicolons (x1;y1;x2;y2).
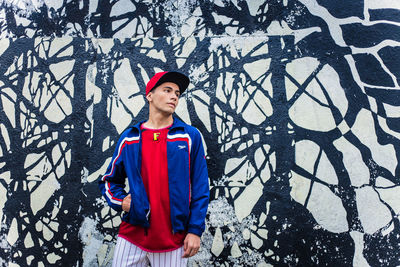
112;236;188;267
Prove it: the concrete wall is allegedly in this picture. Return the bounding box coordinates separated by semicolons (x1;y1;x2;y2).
0;0;399;266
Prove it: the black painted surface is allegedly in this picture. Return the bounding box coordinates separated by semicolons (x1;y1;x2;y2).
0;1;400;266
369;8;400;23
317;0;364;19
353;53;395;87
341;23;400;47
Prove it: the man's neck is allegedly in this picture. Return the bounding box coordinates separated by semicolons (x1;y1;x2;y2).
143;113;174;129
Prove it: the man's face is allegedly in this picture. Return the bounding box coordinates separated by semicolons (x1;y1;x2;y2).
147;82;180;115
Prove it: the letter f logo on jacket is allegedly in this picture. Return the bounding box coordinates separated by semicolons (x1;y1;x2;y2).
153;132;160;141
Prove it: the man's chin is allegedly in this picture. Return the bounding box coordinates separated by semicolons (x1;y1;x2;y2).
166;106;176;112
161;109;175;116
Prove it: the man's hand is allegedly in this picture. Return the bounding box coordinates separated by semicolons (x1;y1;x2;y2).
122;194;131;212
182;233;201;258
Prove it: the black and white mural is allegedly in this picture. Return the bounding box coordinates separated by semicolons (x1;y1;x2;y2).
0;0;399;266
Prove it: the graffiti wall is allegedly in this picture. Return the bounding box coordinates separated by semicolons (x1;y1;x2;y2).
0;0;399;266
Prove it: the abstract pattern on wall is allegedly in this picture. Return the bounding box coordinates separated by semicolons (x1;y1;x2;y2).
0;0;400;266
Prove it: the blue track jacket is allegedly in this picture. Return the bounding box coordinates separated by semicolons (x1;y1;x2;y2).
99;118;209;236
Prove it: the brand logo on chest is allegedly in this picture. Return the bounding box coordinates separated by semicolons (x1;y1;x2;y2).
153;132;161;141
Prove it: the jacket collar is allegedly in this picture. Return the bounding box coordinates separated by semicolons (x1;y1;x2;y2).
131;116;185;131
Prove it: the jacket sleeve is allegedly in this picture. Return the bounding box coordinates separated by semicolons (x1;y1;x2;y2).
98;134;128;212
188;129;210;236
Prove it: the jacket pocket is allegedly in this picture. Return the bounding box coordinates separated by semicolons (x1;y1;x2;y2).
121;197;134;222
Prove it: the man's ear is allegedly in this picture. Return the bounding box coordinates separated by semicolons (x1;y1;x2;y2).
146;93;152;102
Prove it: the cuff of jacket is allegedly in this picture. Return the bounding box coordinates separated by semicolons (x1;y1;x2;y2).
187;225;204;237
111;203;124;212
109;193;127;213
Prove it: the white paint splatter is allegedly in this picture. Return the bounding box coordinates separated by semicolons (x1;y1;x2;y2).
79;217;107;267
163;0;197;36
350;231;370;267
209;33;266;52
356;187;392;235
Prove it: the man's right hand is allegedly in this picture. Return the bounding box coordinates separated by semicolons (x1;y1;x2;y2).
122;194;131;212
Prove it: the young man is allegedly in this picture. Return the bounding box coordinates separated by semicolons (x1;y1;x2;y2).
99;71;210;266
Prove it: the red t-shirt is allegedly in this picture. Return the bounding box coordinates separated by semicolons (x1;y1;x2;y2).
118;124;186;252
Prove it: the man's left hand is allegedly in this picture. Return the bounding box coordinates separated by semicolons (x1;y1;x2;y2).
182;233;200;258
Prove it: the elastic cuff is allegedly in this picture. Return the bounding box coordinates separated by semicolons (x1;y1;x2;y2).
112;204;123;212
187;226;203;237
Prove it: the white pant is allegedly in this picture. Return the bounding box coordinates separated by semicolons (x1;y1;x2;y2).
112;236;188;267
